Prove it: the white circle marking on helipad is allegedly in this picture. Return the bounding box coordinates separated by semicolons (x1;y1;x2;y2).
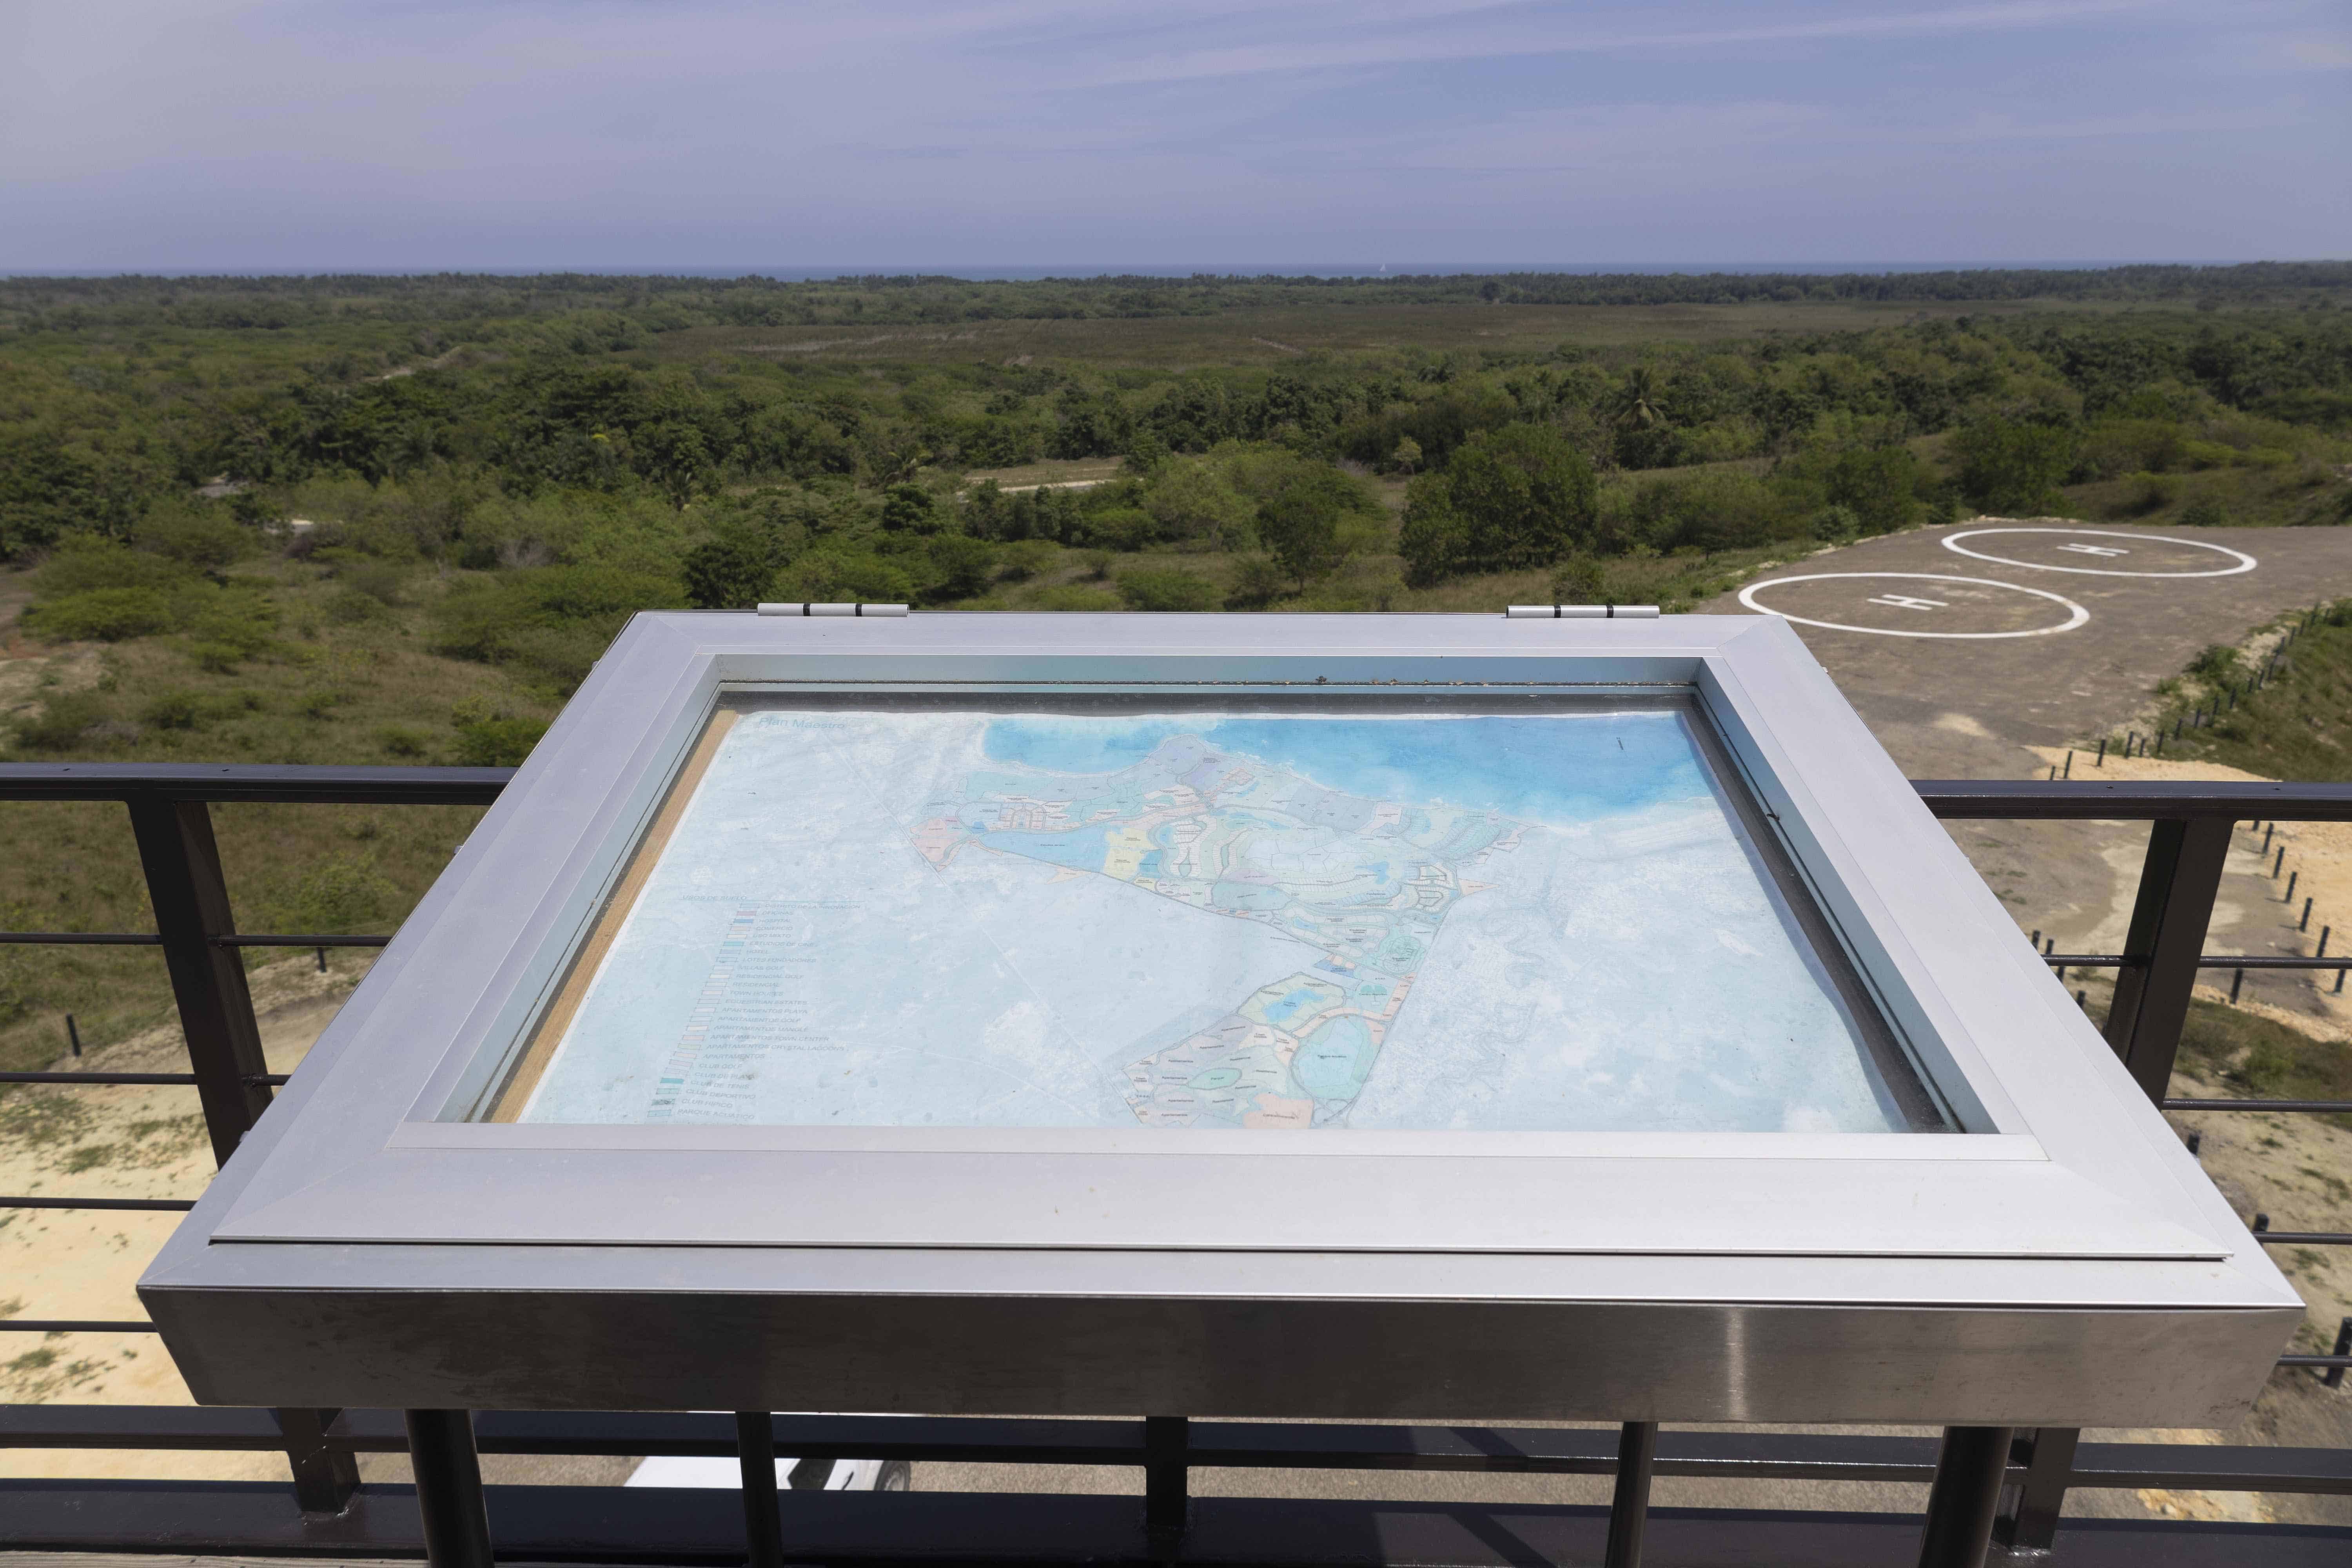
1737;573;2091;639
1941;526;2256;578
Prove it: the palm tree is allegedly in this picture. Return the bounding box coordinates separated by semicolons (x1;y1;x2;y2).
1611;365;1670;428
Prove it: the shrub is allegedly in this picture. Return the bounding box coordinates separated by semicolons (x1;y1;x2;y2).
1225;555;1289;608
1399;424;1596;586
1951;418;2077;514
270;855;399;934
138;510;254;568
2117;472;2177;517
682;534;777;609
994;539;1058;581
5;692;112;750
33;537;189;596
1810;504;1862;543
326;586;394;625
921;534;996;603
24;587;173;641
1550;557;1606;603
454;716;549;766
431;565;685;669
139;691;207;730
772;548;916;606
880;484;939;534
1118;569;1221;612
2179;497;2227;528
1824;447;1922;534
1032;585;1121;612
375;725;432;758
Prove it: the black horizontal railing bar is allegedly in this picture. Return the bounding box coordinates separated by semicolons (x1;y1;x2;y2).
14;1481;2352;1568
1916;778;2352;820
0;931;161;946
2043;953;2348;970
2281;1354;2352;1369
211;933;390;948
0;762;515;804
0;1321;158;1334
2254;1231;2352;1245
0;1195;196;1210
2165;1098;2352;1114
9;1408;2352;1497
0;1071;197;1085
0;766;2345;817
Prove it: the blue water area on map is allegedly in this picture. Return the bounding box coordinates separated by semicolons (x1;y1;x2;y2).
979;712;1710;829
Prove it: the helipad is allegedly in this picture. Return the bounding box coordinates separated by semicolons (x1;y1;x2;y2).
1735;572;2091;639
1942;526;2257;579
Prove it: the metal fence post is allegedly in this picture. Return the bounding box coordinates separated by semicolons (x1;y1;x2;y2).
1604;1420;1658;1568
404;1409;494;1568
735;1410;784;1568
1916;1426;2014;1568
128;795;360;1514
1144;1415;1189;1540
1993;1425;2076;1555
125;795;274;1164
2102;819;2232;1105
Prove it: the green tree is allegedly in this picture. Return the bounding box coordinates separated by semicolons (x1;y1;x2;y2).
682;534;778;608
1826;447;1923;534
1391;436;1423;475
1254;470;1358;588
1399;423;1597;586
880;483;940;534
633;419;714;510
1952;418;2078;515
0;430;106;557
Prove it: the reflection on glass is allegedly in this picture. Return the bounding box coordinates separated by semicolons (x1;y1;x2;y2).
492;700;1946;1132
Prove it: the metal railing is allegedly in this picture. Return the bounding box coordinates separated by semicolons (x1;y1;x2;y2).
1;764;2348;1567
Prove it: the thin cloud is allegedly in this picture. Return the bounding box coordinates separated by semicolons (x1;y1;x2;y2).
1080;0;2174;86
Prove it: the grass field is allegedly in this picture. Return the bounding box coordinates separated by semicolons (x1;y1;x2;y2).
652;298;2070;368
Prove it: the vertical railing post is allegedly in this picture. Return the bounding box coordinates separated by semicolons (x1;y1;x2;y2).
1916;1426;2014;1568
126;795;273;1165
735;1410;785;1568
1144;1415;1189;1543
405;1410;494;1568
2102;818;2232;1105
1603;1421;1658;1568
1993;1425;2077;1555
129;794;356;1514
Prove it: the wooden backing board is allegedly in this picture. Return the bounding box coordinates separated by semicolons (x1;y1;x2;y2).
485;704;742;1121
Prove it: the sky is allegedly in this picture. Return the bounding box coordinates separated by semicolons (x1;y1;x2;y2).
1;0;2346;272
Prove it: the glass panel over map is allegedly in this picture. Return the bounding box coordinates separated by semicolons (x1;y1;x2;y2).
490;697;1948;1132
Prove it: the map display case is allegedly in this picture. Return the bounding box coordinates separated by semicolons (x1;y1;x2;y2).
142;612;2298;1428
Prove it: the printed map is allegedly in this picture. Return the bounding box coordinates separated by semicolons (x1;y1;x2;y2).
517;709;1909;1132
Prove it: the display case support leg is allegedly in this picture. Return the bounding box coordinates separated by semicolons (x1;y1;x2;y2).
1993;1426;2076;1555
1916;1426;2014;1568
1603;1420;1657;1568
1144;1415;1189;1541
735;1410;785;1568
277;1405;359;1515
2103;818;2231;1104
404;1410;493;1568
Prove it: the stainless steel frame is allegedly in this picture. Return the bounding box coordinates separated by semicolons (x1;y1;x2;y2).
139;612;2298;1425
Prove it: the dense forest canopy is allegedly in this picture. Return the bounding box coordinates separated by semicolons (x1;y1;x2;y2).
4;261;2350;336
3;266;2348;695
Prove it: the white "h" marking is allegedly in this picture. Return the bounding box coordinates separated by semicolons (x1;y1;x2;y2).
1868;594;1947;611
2056;543;2129;557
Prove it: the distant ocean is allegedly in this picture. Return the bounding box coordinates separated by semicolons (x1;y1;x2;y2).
2;261;2225;281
